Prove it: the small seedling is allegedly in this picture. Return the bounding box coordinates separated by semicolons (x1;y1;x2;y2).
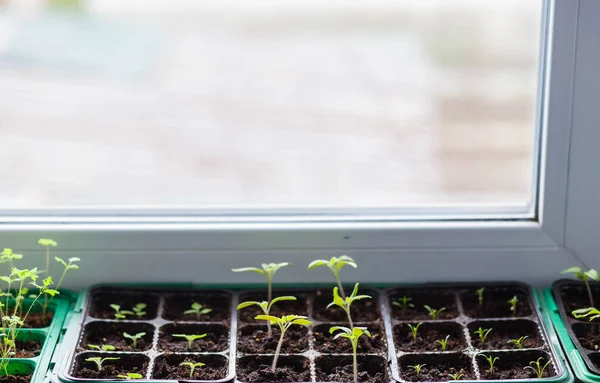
508;296;519;317
562;266;599;307
478;354;499;375
132;303;146;318
449;373;464;380
408;364;426;376
327;283;371;328
255;314;311;373
407;323;422;342
330;326;371;383
85;357;120;372
87;344;116;351
184;302;212;320
110;304;133;320
308;255;357;299
123;332;146;349
180;361;206;379
524;357;551;379
392;296;414;314
436;335;450;351
474;327;492;345
116;373;143;380
423;305;446;320
507;335;528;349
572;307;600;321
476;287;485;306
237;296;297;337
172;333;207;350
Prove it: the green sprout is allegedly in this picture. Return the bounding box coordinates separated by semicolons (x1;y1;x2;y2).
237;296;297;337
85;357;120;372
507;336;528;349
255;314;311;373
87;344;116;351
524;357;551;379
478;354;499;375
132;303;146;318
180;361;206;379
330;326;371;383
110;304;133;320
423;305;446;320
327;283;371;328
476;287;485;306
172;333;207;350
184;302;212;320
572;307;600;321
562;267;599;307
449;373;464;380
392;296;414;314
408;364;426;376
474;327;492;345
123;332;146;349
308;255;357;299
407;323;422;343
116;373;143;380
37;238;57;317
508;296;518;317
436;335;450;351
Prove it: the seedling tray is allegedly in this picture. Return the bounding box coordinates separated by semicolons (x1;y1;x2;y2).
53;283;571;383
546;280;600;381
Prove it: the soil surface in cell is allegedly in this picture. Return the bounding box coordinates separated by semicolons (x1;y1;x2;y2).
313;289;380;322
80;322;154;352
73;354;148;379
476;352;556;380
0;374;32;383
14;338;42;358
315;355;387;383
461;288;532;318
394;323;466;352
400;355;475;382
237;293;308;323
238;325;308;353
88;292;158;320
389;291;458;320
314;324;386;353
575;325;600;351
469;321;542;350
237;356;310;383
23;311;54;328
152;355;228;380
159;324;229;352
162;293;231;322
559;285;600;320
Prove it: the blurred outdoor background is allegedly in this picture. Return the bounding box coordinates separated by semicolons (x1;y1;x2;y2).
0;0;542;211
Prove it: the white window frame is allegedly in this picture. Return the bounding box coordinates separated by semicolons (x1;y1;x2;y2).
0;0;597;289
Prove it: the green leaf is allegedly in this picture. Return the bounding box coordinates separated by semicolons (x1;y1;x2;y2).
38;238;58;247
231;267;265;275
54;257;67;267
352;294;371;301
270;296;297;305
333;332;352;340
69;257;81;262
350;283;360;298
236;301;264;310
290;318;312;327
587;269;600;282
332;287;345;308
329;326;351;335
308;260;328;270
255;314;280;323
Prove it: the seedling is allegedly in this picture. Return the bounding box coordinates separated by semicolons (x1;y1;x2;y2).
180;361;206;379
423;305;446;320
255;314;311;373
572;307;600;321
508;296;518;317
507;335;528;349
38;238;57;317
449;373;464;380
562;266;599;306
172;333;207;350
478;354;499;375
407;323;422;343
330;326;371;383
132;303;146;318
327;283;371;328
408;364;426;376
524;357;551;379
474;327;492;345
184;302;212;320
116;373;143;380
111;304;133;320
123;332;146;349
85;357;120;372
476;287;485;306
436;335;450;351
308;255;357;299
87;344;116;351
237;296;297;337
392;296;414;314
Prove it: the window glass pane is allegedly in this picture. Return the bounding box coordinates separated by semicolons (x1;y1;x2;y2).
0;0;542;211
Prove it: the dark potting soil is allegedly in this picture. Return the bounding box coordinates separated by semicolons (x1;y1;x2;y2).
476;351;555;380
400;353;475;382
79;321;155;352
88;292;159;320
461;288;532;318
389;291;458;321
158;323;229;352
574;323;600;351
559;285;600;320
23;311;54;328
313;323;386;354
238;325;308;354
152;354;228;380
162;293;231;322
237;355;310;383
14;339;42;358
237;293;308;323
468;320;542;350
72;353;149;379
315;355;387;383
394;322;466;352
0;374;32;383
313;289;380;322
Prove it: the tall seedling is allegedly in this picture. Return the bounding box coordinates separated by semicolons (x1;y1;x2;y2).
308;255;357;299
330;326;371;383
561;267;599;306
255;315;311;373
328;283;371;328
237;296;297;337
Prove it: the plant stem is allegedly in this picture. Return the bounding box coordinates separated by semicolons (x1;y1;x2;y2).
345;307;354;329
267;277;273;337
586;281;595;307
272;328;285;373
336;274;346;299
353;343;358;383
